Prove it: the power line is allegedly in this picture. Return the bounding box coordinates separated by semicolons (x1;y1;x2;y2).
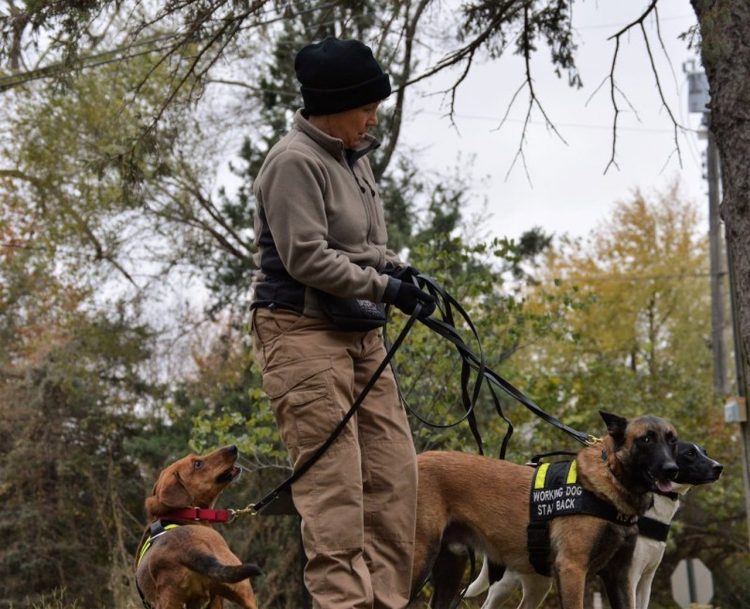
418;109;702;135
557;271;716;284
574;14;695;31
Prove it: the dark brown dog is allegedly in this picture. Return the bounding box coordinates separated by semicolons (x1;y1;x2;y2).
135;445;261;609
410;412;679;609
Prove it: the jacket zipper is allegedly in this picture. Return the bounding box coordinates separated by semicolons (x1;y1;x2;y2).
347;162;376;242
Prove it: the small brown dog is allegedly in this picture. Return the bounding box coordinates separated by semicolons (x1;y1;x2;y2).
411;412;680;609
135;445;261;609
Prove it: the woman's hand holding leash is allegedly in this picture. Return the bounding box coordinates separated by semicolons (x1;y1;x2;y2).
383;276;436;318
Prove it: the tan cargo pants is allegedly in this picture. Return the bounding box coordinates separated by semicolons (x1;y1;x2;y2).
251;307;417;609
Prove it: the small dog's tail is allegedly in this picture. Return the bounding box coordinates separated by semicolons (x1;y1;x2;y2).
183;551;263;583
465;556;489;597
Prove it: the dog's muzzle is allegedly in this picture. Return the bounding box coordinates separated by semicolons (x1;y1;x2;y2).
216;465;242;484
651;461;679;493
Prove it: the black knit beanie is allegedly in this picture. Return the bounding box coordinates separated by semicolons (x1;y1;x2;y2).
294;37;391;115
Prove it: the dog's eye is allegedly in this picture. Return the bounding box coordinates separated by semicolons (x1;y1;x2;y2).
641;435;651;444
194;460;204;470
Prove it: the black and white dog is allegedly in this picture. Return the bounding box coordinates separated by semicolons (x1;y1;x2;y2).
465;441;723;609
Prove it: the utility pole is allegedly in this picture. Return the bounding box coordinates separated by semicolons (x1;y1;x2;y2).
705;123;728;395
684;65;729;396
685;61;750;544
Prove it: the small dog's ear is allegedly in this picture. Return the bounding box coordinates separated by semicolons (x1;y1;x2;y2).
144;495;160;518
149;472;193;515
600;411;628;447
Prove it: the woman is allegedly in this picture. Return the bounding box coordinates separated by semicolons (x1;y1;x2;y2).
250;37;435;609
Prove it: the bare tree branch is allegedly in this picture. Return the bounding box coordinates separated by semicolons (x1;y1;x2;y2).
505;5;567;185
602;0;684;174
400;1;521;93
639;17;682;167
374;0;431;181
603;35;622;174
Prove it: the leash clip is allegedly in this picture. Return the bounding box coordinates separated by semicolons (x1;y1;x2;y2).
228;504;258;522
584;434;601;447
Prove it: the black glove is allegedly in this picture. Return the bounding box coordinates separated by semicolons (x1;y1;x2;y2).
391;264;420;283
383;277;436;318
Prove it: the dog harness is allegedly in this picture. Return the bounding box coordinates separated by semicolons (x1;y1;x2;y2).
527;461;638;576
136;521;180;569
135;521;180;609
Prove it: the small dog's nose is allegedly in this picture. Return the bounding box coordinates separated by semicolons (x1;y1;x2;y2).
713;463;724;477
227;445;238;455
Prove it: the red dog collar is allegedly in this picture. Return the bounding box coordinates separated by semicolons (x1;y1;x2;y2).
161;507;231;523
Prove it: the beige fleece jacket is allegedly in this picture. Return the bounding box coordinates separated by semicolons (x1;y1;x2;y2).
252;110;400;305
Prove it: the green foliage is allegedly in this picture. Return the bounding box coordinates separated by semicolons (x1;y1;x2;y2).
1;51;193;289
172;321;287;462
0;305;159;607
0;202;161;607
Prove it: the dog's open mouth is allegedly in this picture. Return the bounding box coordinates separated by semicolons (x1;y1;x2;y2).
655;479;674;493
646;470;675;494
216;464;242;484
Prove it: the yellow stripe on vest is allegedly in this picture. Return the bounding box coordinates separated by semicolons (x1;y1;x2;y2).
566;460;578;484
137;524;180;568
534;463;550;489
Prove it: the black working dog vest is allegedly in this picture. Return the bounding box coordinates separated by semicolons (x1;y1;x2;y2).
527;461;638;576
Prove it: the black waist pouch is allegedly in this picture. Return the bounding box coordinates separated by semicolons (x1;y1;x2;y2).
315;289;387;331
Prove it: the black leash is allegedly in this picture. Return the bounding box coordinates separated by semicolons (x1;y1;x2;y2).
449;547;477;609
529;449;579;465
251;305;422;515
414;273;595;450
388;274;513;458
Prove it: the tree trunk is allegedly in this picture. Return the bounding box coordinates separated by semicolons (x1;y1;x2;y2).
691;0;750;543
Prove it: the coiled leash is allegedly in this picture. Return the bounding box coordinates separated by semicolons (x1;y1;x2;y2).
412;272;597;453
388;273;509;458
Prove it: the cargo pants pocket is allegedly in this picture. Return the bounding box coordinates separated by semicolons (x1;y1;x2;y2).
262;356;341;452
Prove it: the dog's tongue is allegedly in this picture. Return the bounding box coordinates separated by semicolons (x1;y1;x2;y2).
656;480;674;493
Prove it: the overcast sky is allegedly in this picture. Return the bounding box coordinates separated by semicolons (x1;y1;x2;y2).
400;1;707;242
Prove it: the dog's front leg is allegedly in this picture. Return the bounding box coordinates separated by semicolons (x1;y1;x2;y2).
553;559;587;609
599;568;633;609
599;527;638;609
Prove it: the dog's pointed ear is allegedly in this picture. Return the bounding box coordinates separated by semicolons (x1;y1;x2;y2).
600;411;628;447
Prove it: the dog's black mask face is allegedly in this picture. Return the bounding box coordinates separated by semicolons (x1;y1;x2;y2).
600;411;679;493
674;441;723;485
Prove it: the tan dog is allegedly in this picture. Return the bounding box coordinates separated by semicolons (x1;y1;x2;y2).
135;445;261;609
464;440;724;609
411;412;679;609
